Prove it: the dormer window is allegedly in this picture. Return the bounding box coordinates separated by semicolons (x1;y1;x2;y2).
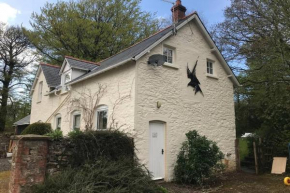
61;71;72;91
65;73;71;83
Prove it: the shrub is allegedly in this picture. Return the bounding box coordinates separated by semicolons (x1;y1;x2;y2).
67;129;83;139
30;159;166;193
46;129;63;140
68;130;134;166
21;123;52;135
174;130;224;185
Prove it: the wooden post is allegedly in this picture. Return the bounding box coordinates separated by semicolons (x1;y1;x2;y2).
259;138;264;173
235;138;240;171
253;141;259;174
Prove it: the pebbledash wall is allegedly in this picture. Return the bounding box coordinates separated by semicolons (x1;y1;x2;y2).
30;62;136;135
29;17;236;181
134;19;236;181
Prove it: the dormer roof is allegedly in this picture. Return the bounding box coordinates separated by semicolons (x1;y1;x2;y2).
59;56;100;74
41;63;61;87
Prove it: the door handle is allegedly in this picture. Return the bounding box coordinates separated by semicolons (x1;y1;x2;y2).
161;149;164;155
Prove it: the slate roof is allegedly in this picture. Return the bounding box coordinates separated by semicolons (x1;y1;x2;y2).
65;56;99;71
13;115;30;126
36;12;238;87
68;13;197;84
40;63;61;88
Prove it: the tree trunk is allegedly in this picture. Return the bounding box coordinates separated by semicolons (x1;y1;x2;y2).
0;82;9;131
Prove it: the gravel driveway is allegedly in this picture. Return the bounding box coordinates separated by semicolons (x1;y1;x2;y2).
0;158;11;172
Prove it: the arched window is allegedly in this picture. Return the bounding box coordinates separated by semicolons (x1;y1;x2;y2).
95;105;108;130
71;111;81;131
55;114;61;130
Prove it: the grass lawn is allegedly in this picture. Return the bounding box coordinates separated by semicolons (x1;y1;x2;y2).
239;138;249;161
161;172;290;193
0;171;10;193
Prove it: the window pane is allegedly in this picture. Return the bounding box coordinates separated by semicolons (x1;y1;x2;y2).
163;47;174;63
207;61;213;74
97;110;107;130
168;49;172;57
163;48;168;56
74;115;80;130
38;82;43;101
164;56;168;63
65;74;70;83
57;117;61;129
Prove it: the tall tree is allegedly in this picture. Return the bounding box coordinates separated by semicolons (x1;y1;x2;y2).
212;0;290;143
0;23;32;132
24;0;161;64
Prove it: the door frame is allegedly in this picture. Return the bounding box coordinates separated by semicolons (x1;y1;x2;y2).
149;120;166;180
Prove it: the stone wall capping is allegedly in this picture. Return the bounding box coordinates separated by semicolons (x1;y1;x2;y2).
10;135;51;141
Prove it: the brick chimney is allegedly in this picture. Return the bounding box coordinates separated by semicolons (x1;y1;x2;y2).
171;0;187;23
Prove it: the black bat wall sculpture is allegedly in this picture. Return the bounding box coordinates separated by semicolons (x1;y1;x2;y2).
187;60;203;95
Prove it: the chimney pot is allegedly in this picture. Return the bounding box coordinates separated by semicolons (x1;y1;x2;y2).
171;0;187;23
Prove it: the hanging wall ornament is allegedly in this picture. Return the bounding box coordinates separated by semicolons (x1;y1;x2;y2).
187;59;203;96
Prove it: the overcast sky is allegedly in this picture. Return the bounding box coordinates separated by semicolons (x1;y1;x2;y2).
0;0;231;28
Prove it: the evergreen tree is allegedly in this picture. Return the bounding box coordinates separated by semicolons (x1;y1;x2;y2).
24;0;161;64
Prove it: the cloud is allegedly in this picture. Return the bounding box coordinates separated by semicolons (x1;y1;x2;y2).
0;3;21;24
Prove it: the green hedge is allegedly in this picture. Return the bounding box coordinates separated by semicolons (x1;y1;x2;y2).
21;123;52;135
68;130;134;166
30;159;166;193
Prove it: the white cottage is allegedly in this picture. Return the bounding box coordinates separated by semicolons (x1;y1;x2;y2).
21;0;239;181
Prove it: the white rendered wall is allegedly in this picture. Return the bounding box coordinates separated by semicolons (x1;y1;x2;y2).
134;20;236;181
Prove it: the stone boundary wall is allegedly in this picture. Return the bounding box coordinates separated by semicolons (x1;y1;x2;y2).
46;139;74;175
9;135;50;193
8;135;75;193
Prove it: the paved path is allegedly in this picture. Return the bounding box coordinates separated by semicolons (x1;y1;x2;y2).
0;158;10;172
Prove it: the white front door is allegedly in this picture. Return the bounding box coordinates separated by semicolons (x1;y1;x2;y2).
149;122;165;180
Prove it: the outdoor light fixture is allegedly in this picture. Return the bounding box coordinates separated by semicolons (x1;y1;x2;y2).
157;101;162;108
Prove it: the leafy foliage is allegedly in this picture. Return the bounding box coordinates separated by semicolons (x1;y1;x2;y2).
21;123;52;135
174;130;224;185
24;0;161;64
30;159;166;193
45;129;63;140
212;0;290;155
68;130;134;166
67;129;83;139
0;23;33;132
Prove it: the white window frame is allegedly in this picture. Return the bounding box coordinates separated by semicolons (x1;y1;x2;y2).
61;71;71;92
55;114;61;130
163;46;174;64
38;81;43;102
71;111;81;131
207;60;214;75
64;73;71;83
95;105;108;130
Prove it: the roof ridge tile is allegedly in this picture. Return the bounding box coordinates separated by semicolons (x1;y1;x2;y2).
98;12;197;64
40;63;61;68
65;56;100;66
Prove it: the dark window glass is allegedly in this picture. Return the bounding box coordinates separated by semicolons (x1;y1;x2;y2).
73;114;81;130
97;110;107;130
